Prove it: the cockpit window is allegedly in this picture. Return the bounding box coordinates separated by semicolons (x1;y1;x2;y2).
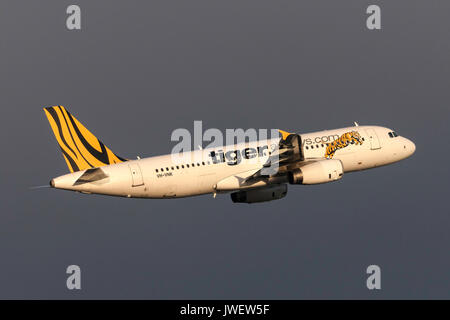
388;131;398;138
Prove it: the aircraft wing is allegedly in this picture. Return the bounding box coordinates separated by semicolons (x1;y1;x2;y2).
215;130;304;191
244;130;304;183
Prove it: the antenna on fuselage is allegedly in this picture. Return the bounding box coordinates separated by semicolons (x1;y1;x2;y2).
354;121;359;127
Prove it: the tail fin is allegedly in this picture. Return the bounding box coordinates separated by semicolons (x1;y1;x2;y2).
43;106;127;172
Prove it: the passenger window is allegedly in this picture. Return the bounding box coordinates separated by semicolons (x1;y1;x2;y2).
311;146;314;149
202;162;205;165
155;169;158;173
182;165;185;169
176;166;179;169
305;146;309;150
171;166;174;170
186;164;190;168
161;168;164;172
197;163;200;166
166;167;169;171
192;163;195;167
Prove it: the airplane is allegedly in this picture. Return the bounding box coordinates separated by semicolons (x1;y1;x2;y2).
43;106;415;203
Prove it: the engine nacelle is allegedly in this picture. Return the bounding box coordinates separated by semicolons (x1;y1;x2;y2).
288;159;344;185
230;184;288;203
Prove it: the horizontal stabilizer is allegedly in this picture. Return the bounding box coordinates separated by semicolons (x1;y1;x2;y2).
73;167;108;185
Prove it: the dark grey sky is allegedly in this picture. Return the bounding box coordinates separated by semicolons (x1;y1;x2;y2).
0;0;449;298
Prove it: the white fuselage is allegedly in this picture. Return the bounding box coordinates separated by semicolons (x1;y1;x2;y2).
50;125;415;199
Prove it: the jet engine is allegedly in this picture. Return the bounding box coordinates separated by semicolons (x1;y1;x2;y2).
230;184;288;203
288;159;344;185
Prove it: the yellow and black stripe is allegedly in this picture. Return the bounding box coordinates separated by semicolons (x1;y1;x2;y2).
43;106;127;172
324;130;363;159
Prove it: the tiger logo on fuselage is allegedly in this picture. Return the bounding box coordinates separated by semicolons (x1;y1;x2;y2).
324;131;363;159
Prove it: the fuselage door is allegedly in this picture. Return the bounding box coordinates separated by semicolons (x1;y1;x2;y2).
365;128;381;150
129;163;144;187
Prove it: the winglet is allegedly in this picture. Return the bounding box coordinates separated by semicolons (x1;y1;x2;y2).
279;129;293;140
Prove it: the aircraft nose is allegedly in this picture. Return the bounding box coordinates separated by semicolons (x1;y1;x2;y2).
409;139;416;155
403;138;416;157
